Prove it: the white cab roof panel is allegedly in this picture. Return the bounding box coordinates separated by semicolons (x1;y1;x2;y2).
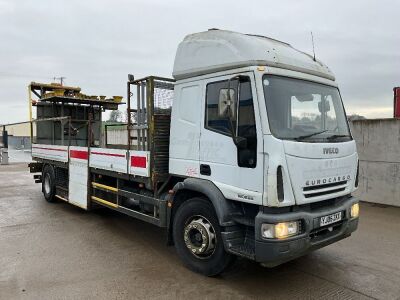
173;29;335;81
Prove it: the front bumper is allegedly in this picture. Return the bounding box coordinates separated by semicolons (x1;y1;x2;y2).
254;196;359;266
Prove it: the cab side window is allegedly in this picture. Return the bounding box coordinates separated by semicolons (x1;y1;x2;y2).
205;77;257;168
237;79;257;168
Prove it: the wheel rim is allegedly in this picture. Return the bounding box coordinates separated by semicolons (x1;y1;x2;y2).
44;174;51;195
183;215;216;259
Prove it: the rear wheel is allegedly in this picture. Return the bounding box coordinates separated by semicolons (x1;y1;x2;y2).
173;197;235;276
42;165;56;203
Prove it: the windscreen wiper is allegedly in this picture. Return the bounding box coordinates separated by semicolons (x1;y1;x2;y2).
326;134;351;141
294;130;328;141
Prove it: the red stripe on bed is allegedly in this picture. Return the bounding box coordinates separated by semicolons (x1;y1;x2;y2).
91;151;126;158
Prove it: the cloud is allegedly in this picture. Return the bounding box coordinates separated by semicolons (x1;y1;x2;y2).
0;0;399;123
0;0;14;14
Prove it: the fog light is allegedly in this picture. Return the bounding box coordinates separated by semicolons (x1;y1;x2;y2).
261;221;300;239
351;203;360;218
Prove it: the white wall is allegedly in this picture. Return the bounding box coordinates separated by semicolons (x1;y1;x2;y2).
350;119;400;207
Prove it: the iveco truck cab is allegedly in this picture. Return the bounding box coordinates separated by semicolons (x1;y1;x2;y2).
29;29;359;276
169;29;359;272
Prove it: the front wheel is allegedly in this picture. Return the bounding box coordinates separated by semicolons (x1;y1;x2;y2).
173;197;235;276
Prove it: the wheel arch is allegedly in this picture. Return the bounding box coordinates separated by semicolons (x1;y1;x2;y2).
167;178;238;244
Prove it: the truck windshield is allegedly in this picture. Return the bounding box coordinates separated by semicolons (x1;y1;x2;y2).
263;75;351;142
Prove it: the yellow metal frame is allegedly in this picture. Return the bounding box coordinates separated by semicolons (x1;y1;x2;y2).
91;182;118;192
27;81;82;143
91;196;118;208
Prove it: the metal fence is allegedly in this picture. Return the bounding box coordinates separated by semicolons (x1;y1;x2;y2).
1;124;32;163
0;127;6;146
0;127;8;164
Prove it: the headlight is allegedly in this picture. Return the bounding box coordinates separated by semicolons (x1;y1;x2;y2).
351;203;360;218
261;221;300;239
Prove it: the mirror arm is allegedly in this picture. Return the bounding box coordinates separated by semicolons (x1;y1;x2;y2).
226;77;238;144
228;117;238;144
224;74;249;147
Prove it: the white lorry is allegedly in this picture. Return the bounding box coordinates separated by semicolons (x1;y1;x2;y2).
29;29;360;276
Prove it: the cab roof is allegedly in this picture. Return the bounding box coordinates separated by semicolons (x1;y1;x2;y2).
172;29;335;81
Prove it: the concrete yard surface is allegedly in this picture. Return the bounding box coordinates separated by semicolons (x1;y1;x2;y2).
1;164;400;300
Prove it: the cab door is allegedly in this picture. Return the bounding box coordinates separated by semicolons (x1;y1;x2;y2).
199;72;264;204
169;81;202;177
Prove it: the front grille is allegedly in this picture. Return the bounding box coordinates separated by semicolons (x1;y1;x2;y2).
303;180;348;198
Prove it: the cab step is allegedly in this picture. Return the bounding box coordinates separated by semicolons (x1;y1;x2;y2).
229;244;255;260
222;227;256;260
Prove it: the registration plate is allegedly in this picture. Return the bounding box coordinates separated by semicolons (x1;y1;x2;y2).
320;211;342;227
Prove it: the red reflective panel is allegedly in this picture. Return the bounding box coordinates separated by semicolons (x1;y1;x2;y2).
131;156;146;168
70;150;88;160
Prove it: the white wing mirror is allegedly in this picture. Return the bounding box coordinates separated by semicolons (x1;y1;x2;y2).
218;88;236;119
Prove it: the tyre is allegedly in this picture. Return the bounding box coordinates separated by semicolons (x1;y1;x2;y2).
173;197;235;276
42;165;57;203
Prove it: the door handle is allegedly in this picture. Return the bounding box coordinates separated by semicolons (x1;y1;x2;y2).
200;164;211;176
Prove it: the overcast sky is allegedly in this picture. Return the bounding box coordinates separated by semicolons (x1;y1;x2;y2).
0;0;399;124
